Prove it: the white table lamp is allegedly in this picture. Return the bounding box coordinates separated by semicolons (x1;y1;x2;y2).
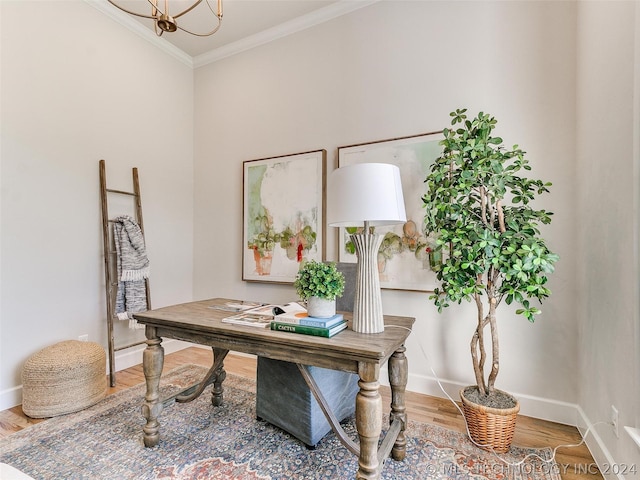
327;163;407;333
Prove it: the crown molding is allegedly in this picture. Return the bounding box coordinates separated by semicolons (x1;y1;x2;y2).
84;0;194;68
193;0;380;68
85;0;379;70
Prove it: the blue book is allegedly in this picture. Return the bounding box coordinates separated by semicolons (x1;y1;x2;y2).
274;312;344;328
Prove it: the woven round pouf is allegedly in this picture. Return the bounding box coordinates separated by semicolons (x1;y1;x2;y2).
22;340;107;418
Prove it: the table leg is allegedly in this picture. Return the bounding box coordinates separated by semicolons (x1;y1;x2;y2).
141;327;164;447
355;362;382;480
388;345;408;460
211;347;227;406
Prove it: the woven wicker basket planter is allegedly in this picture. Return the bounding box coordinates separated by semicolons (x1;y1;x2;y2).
22;340;107;418
460;387;520;454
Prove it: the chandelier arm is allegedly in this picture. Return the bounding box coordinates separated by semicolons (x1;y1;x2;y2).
106;0;157;20
176;19;222;37
108;0;223;37
204;0;223;19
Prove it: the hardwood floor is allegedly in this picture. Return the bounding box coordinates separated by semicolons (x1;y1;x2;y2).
0;347;601;480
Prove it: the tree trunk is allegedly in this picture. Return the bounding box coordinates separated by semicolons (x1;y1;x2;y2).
471;293;486;396
486;296;500;393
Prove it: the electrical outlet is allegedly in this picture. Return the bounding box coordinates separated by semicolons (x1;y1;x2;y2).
78;334;89;342
611;405;619;438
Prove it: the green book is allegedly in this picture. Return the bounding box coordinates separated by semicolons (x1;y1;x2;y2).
270;320;347;338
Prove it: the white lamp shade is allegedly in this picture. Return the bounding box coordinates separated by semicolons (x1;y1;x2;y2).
327;163;407;227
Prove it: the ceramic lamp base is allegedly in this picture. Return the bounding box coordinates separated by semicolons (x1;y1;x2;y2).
350;232;384;333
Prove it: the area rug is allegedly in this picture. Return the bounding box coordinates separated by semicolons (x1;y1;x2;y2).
0;365;560;480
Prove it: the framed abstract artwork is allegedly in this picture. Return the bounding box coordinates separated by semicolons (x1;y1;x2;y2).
337;131;444;292
243;149;326;283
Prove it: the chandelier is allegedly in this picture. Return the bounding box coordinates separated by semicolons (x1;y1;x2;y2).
107;0;223;37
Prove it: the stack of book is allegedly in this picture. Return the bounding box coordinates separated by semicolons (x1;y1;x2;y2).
219;301;348;338
271;311;347;338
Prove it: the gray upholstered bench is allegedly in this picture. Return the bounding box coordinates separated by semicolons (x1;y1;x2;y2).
256;262;358;447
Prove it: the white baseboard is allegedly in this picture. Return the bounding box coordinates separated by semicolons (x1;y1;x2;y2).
0;385;22;412
1;347;578;423
381;370;621;479
0;339;192;411
0;344;619;480
577;406;626;480
378;369;580;427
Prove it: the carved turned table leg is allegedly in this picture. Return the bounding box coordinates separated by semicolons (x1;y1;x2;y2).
211;347;227;406
388;345;408;460
355;362;382;480
141;327;164;447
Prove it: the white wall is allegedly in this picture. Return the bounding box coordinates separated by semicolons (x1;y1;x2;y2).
193;0;579;423
0;1;195;407
3;0;638;472
576;1;640;473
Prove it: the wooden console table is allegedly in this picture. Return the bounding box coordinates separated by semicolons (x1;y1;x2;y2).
134;298;415;480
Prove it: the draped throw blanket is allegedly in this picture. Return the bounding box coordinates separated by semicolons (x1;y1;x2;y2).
113;215;150;329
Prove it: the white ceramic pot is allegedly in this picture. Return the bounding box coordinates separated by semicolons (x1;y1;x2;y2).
306;296;336;318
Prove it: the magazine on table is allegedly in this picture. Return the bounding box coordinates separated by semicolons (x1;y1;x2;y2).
208;300;266;313
221;313;274;328
243;301;306;317
221;301;306;328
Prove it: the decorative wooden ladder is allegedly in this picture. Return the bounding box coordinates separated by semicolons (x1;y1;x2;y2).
99;159;152;387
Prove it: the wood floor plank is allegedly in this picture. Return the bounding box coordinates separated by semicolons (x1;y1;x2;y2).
1;346;601;479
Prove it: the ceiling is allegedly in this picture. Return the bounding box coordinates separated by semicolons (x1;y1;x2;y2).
105;0;344;58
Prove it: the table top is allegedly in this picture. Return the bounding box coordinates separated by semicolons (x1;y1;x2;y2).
134;298;415;370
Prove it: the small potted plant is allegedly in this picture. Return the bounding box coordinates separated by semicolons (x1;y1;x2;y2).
294;260;345;318
422;108;559;452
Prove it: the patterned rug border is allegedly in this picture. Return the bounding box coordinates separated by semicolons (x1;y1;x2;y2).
0;364;562;480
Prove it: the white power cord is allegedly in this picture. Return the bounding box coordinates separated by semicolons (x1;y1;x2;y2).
385;324;609;470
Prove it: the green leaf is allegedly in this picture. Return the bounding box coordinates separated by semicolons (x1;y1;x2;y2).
422;108;558;339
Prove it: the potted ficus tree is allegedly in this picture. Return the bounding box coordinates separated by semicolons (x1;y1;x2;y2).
422;108;559;453
294;260;345;318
